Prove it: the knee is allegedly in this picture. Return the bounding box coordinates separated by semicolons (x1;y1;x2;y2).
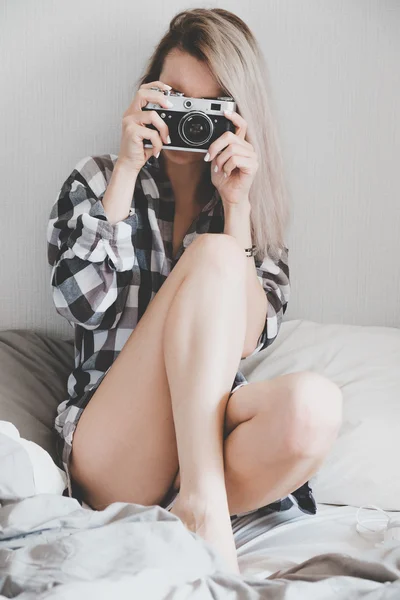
283;371;343;460
189;233;247;275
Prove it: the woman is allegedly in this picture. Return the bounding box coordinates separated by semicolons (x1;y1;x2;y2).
47;8;343;574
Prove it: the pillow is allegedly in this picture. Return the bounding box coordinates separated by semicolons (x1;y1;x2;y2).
239;319;400;511
0;421;66;497
0;329;74;468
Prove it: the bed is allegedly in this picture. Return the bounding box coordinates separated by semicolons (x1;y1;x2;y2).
1;318;400;597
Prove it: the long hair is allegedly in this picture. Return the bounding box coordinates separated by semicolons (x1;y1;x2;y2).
134;8;290;263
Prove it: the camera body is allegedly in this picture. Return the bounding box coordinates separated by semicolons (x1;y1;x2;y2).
142;87;236;153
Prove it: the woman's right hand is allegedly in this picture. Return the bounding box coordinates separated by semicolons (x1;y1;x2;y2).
117;81;173;174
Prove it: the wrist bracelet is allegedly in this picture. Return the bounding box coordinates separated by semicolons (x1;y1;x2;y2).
245;244;256;257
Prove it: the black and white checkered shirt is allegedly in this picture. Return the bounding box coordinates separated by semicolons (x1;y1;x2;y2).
47;153;316;516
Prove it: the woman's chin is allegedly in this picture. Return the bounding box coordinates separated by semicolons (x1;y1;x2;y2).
162;149;205;164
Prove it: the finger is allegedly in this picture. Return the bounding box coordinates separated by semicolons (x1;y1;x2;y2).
223;110;247;140
124;88;173;116
135;123;163;157
133;109;170;144
140;80;172;91
144;145;157;162
223;155;257;178
207;131;245;162
138;88;174;111
214;143;252;173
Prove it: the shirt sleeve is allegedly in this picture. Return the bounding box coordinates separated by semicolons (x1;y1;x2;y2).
245;244;290;357
46;155;138;330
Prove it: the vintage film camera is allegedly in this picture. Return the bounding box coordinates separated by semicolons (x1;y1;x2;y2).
142;87;236;153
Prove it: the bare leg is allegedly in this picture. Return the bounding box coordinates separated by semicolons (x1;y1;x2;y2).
222;374;343;515
164;235;247;574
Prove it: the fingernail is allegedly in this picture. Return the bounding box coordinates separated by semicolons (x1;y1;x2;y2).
214;165;218;173
167;135;171;144
204;152;210;162
164;84;172;90
156;151;160;158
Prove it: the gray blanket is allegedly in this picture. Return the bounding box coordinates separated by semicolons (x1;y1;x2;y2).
1;432;400;599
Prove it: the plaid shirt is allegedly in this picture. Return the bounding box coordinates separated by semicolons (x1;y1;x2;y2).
47;153;316;517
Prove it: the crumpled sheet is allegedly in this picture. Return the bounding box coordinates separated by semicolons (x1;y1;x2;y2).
1;431;400;598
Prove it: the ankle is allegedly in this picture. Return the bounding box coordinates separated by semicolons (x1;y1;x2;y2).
178;471;227;497
177;485;229;514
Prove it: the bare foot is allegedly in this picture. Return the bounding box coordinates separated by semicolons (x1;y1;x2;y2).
170;492;240;575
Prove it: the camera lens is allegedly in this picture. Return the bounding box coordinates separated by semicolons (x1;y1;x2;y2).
179;112;213;146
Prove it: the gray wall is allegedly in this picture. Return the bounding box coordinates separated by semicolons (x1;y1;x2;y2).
1;0;399;340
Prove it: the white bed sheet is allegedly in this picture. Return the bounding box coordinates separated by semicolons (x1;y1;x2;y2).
81;497;397;579
232;502;399;580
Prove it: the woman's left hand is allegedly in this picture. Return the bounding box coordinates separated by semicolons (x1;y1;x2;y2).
206;109;259;206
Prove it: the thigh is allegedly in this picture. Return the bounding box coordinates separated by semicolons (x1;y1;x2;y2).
70;234;226;511
224;371;342;445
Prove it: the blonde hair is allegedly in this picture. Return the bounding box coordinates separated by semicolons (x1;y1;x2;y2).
134;8;290;262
